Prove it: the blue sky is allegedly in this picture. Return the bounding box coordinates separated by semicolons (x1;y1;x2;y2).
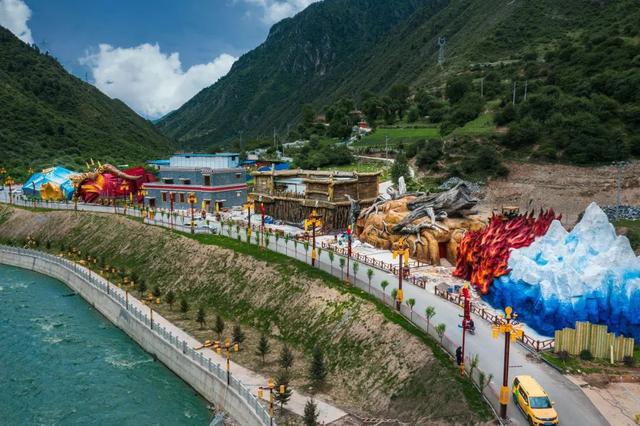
0;0;319;118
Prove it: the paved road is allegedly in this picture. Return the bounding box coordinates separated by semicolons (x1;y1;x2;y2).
0;192;609;425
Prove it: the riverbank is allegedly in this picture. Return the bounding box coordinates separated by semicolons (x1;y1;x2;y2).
0;206;493;424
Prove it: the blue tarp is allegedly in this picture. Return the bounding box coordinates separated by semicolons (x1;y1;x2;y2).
22;166;77;200
257;163;290;172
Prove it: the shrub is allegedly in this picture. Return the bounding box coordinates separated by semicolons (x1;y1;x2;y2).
557;350;570;361
579;349;593;361
623;355;636;367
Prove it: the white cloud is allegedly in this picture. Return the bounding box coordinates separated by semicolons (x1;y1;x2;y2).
0;0;33;44
81;43;236;119
243;0;319;24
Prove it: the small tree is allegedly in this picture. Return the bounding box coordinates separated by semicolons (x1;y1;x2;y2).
180;298;189;315
425;306;436;331
279;345;294;371
304;241;310;263
137;279;147;296
339;257;346;281
380;280;389;303
406;298;416;321
367;268;374;293
166;290;176;310
303;398;319;426
328;251;335;274
469;354;479;378
391;288;398;303
284;235;290;255
274;371;292;413
436;323;446;344
214;314;225;340
309;346;327;386
257;335;270;364
352;262;359;285
275;233;280;251
196;306;206;329
152;285;161;298
293;239;299;258
232;323;245;344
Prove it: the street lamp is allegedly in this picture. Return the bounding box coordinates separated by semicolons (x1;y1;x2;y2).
244;201;253;239
5;176;15;204
260;201;266;249
459;283;472;376
346;225;352;283
188;192;197;234
257;377;286;426
195;336;239;386
304;210;322;266
169;192;175;229
492;306;524;420
392;237;409;311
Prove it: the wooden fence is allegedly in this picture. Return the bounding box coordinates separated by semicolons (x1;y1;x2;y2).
554;321;635;361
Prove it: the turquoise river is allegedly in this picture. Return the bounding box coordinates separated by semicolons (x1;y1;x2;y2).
0;264;210;425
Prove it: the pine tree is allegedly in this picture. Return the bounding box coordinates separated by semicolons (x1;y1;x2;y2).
137;279;147;296
274;371;292;413
152;285;161;298
214;315;225;339
257;335;270;364
232;323;245;344
180;298;189;315
279;345;294;371
309;346;327;385
166;290;176;310
303;399;319;426
196;306;206;328
390;150;411;185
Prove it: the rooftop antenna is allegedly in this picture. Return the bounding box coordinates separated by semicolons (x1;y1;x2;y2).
437;37;446;67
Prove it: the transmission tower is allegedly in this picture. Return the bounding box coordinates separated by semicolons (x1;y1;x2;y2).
437;37;446;66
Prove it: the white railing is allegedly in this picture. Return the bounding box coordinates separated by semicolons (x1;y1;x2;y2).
0;245;273;426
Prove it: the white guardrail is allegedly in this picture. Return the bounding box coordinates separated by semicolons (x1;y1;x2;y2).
0;245;274;426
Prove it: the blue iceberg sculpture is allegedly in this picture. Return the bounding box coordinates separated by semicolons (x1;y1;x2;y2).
485;203;640;341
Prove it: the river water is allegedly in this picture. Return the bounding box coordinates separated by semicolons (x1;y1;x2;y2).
0;264;210;425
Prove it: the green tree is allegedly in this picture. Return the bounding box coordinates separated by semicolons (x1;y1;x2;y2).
196;306;206;329
180;298;189;315
352;261;359;285
390;151;411;185
328;251;335;274
257;335;270;364
274;371;293;413
406;298;416;321
309;346;327;385
391;288;398;304
366;268;374;293
388;83;410;118
446;76;471;104
166;290;176;310
152;285;161;298
137;279;147;296
380;280;389;303
435;323;446;344
339;257;346;281
214;315;225;340
303;399;319;426
425;305;436;331
279;345;295;371
232;323;245;344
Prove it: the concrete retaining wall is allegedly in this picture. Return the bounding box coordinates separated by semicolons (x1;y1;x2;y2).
0;247;269;426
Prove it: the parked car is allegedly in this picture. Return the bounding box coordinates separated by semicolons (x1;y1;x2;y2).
512;375;559;425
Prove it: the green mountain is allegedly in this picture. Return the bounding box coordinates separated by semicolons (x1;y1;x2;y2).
0;26;173;180
158;0;640;164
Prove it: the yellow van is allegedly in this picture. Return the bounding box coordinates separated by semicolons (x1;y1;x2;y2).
512;375;559;425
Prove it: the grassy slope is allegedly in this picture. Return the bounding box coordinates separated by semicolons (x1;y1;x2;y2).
0;27;173;180
0;206;492;423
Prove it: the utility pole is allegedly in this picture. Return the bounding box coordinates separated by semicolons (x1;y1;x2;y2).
512;81;517;106
480;78;484;98
385;136;389;159
437;37;446;67
523;80;528;102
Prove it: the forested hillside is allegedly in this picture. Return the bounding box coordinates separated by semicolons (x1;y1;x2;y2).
158;0;640;166
0;26;173;180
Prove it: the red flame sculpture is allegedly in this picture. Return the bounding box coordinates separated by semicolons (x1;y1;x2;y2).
76;165;155;204
453;209;560;294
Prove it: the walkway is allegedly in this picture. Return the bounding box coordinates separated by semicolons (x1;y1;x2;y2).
0;193;608;425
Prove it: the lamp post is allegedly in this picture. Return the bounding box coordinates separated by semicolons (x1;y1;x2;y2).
5;176;15;205
459;283;471;376
260;202;265;249
196;337;239;386
188;192;197;234
492;306;523;420
392;237;409;311
169;192;175;229
257;377;286;426
244;201;252;239
346;225;352;282
305;210;322;266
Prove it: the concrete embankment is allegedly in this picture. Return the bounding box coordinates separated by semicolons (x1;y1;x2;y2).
0;247;270;426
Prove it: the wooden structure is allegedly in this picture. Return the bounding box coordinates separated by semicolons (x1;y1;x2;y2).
251;169;380;231
554;321;635;362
